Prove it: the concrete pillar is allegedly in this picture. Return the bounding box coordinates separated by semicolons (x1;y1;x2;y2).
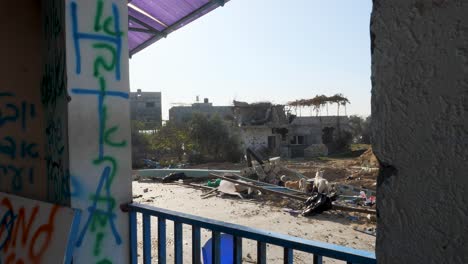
2;0;132;263
64;0;132;263
371;0;468;263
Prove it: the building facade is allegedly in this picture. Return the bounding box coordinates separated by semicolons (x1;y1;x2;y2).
130;89;162;128
169;98;233;123
233;101;350;158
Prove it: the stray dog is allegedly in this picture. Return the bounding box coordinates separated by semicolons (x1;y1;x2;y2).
285;178;307;192
313;170;330;194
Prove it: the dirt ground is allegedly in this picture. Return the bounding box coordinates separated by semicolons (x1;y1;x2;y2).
132;148;378;263
185;150;378;190
133;181;376;263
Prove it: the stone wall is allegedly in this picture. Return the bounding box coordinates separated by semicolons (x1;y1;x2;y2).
372;0;468;263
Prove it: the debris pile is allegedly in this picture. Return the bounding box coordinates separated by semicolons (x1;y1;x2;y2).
354;148;379;168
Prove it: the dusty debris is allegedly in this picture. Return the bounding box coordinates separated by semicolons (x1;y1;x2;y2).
162;172;190;183
354;148;379;168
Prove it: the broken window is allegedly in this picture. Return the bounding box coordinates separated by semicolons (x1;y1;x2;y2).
290;135;305;145
268;136;276;149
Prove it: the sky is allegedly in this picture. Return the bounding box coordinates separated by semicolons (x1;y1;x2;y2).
129;0;373;120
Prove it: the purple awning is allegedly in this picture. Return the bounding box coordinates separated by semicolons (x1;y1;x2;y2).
128;0;229;56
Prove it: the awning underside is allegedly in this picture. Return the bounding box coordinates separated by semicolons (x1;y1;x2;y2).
128;0;228;56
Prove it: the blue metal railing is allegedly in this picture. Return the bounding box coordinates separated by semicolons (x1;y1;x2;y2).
128;203;376;264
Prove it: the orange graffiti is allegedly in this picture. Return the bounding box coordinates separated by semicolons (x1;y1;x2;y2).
0;197;61;264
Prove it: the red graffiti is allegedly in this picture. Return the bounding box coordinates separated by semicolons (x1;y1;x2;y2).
0;197;60;264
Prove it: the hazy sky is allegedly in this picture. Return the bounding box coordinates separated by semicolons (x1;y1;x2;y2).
129;0;373;120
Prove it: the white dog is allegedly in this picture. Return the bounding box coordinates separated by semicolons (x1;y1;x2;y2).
314;170;330;194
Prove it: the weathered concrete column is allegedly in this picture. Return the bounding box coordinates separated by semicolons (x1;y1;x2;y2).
371;1;468;263
64;0;132;263
2;0;131;263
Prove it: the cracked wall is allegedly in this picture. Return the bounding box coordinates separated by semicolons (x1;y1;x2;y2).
371;0;468;263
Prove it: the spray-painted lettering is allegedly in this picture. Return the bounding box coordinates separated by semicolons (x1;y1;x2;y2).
70;1;128;263
0;197;60;264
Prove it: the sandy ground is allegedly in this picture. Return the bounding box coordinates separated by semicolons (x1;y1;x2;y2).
132;181;376;264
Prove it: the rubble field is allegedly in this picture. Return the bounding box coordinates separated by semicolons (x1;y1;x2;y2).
132;148;378;263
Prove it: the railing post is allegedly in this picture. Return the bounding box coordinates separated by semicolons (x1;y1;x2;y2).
284;248;293;264
129;211;138;264
174;222;183;264
143;214;152;264
234;236;243;264
313;254;323;264
158;217;167;264
257;242;266;264
192;226;201;264
212;231;221;264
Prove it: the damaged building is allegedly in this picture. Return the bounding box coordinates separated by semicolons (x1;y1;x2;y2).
233;101;350;159
169;98;234;123
130;89;162;128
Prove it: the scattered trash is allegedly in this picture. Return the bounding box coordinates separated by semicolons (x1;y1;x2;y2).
162;172;190;183
207;179;221;188
282;208;302;216
353;226;376;236
347;216;359;222
367;214;377;223
302;193;332;217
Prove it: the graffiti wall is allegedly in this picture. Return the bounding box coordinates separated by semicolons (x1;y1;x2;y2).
0;1;47;201
0;192;79;264
65;0;132;263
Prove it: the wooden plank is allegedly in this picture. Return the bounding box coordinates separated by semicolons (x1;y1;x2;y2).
210;173;308;201
211;174;377;215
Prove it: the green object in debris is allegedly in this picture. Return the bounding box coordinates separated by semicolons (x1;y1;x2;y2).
207;179;221;188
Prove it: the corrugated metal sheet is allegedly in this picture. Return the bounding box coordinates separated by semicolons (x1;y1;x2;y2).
128;0;229;56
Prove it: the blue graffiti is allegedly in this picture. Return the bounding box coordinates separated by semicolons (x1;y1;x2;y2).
75;166;122;247
0;209;17;250
0;137;39;160
70;175;84;199
0;93;36;130
70;1;122;80
0;165;34;191
71;86;128;159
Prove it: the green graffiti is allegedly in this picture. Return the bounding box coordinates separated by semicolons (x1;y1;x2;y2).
97;259;112;264
93;43;116;77
94;0;122;36
92;156;117;184
102;106;127;148
93;232;105;256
